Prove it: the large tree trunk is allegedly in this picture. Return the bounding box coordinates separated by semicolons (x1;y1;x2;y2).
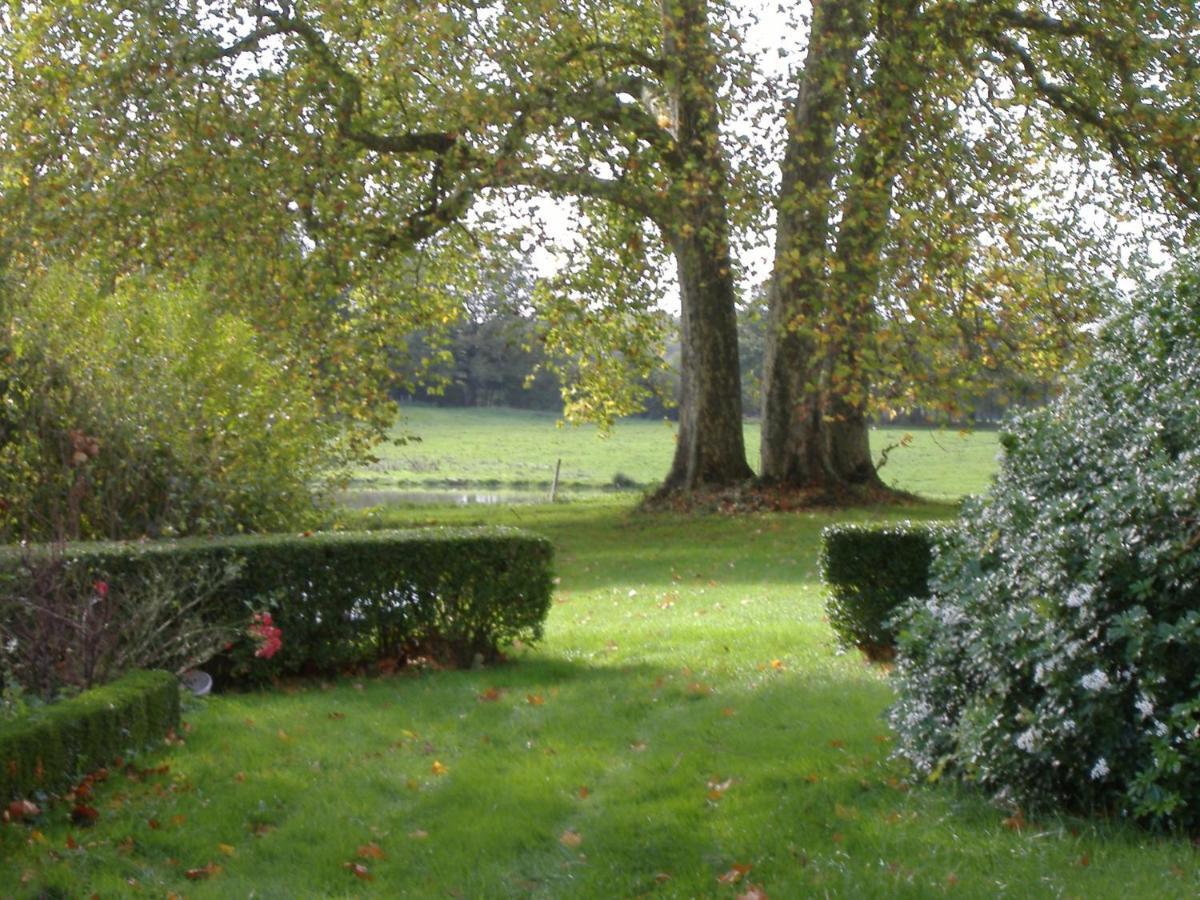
657;0;754;493
662;228;754;491
760;0;869;486
824;0;923;486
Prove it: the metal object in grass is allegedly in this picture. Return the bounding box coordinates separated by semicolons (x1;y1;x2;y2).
180;669;212;696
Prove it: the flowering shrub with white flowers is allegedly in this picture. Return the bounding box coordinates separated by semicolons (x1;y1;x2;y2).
889;258;1200;829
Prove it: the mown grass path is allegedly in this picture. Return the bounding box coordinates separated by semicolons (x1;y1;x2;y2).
3;499;1197;897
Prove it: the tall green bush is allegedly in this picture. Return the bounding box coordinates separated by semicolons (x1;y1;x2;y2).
0;265;342;540
889;258;1200;829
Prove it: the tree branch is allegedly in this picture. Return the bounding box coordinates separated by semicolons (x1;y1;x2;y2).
248;4;456;155
489;164;667;226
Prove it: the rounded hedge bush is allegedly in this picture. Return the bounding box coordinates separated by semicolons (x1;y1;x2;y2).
889;259;1200;829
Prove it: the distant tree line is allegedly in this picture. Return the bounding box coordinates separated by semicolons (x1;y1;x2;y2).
394;267;1053;427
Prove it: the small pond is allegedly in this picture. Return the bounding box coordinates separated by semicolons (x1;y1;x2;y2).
336;489;554;508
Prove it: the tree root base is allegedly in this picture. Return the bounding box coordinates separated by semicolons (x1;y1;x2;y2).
640;480;920;514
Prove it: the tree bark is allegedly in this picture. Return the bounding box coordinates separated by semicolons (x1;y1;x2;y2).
657;0;754;492
824;0;923;486
760;0;870;486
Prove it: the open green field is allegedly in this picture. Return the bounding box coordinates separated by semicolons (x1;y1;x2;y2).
3;492;1196;897
347;405;1000;503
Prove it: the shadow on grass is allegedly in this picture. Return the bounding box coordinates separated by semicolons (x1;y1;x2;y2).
4;655;1196;899
346;498;961;595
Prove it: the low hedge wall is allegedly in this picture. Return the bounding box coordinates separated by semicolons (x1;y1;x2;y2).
818;522;952;661
2;528;555;679
0;670;179;802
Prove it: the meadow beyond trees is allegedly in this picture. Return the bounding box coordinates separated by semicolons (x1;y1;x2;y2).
4;2;1198;500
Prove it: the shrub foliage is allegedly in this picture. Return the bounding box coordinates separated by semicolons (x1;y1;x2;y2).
819;523;949;660
0;548;241;702
2;529;555;685
0;266;340;541
0;670;180;803
889;262;1200;829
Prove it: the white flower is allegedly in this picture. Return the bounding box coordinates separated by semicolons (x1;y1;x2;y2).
1061;719;1077;734
1153;720;1169;737
1065;584;1093;609
1090;757;1110;780
1136;695;1155;719
1080;669;1110;692
1016;728;1039;753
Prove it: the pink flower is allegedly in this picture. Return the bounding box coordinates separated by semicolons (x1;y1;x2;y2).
93;580;109;599
249;611;283;660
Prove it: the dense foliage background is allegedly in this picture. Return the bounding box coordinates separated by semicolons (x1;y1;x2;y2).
0;266;341;541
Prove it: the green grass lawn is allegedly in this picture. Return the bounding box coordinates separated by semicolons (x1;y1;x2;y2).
3;493;1196;898
347;405;1000;502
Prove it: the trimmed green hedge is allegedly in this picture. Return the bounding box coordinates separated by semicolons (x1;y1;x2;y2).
818;523;951;660
0;670;179;802
2;528;554;679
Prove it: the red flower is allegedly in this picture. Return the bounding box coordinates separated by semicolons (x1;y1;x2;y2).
93;580;109;599
249;611;283;660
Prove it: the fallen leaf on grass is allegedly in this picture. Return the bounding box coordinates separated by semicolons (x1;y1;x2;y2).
344;862;373;881
721;707;737;717
357;842;386;860
707;777;734;801
1001;810;1027;832
717;863;751;885
629;741;648;752
70;805;99;826
478;687;505;702
184;862;222;881
431;760;448;776
559;829;583;848
328;711;346;720
577;786;590;799
653;872;672;884
526;694;545;706
218;843;236;857
686;682;713;698
737;885;770;900
771;659;785;671
946;872;959;887
5;799;40;822
408;829;428;840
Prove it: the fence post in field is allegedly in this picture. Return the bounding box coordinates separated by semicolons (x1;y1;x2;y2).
550;458;562;502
